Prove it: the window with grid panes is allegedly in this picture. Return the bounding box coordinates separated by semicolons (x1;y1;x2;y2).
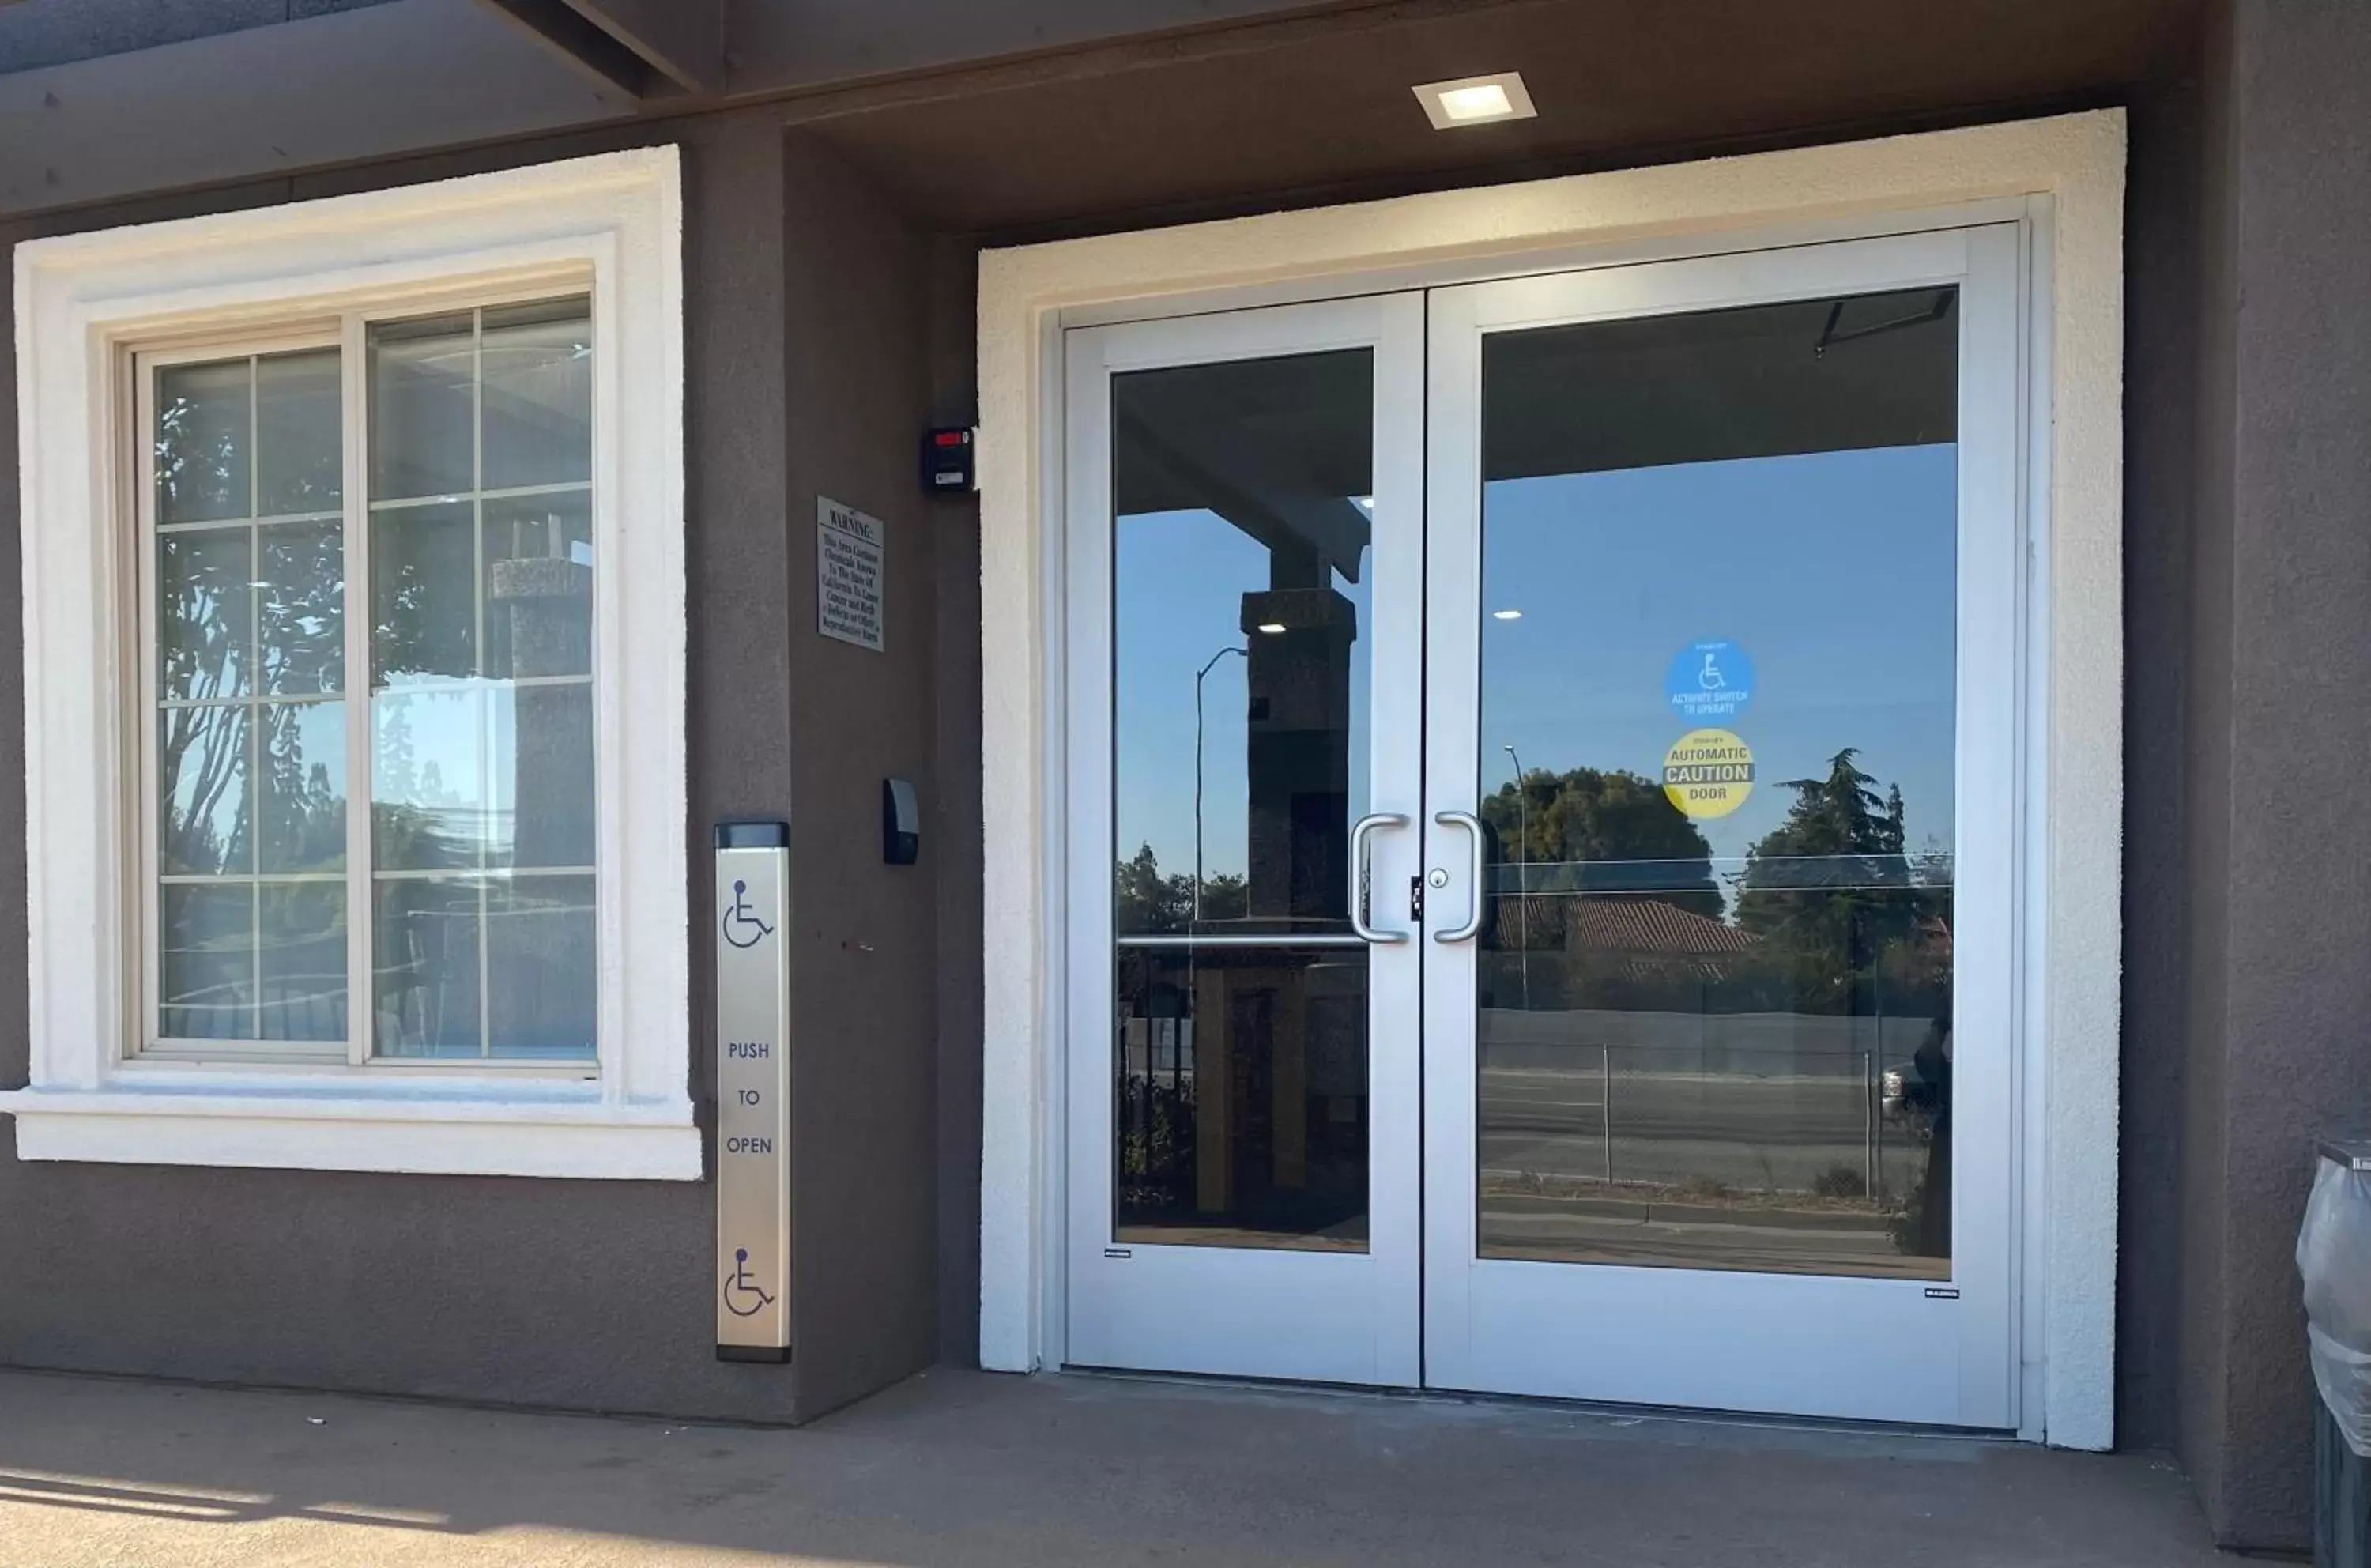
148;300;597;1062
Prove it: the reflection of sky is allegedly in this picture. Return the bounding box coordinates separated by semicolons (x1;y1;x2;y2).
1484;444;1958;865
373;681;563;859
1114;511;1370;881
1114;443;1955;881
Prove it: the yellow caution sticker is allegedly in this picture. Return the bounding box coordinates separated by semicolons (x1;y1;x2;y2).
1663;728;1755;820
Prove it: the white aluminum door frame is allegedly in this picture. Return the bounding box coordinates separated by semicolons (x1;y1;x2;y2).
1418;225;2026;1427
1061;294;1427;1385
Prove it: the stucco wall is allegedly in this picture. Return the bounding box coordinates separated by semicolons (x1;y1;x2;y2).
775;131;944;1421
0;112;953;1423
2173;0;2371;1548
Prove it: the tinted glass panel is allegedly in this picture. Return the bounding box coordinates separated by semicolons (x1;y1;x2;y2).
1473;288;1958;1280
156;360;251;525
366;300;596;1060
255;349;343;516
480;301;593;491
152;352;346;1049
161;884;254;1040
258;882;347;1042
1110;349;1375;1251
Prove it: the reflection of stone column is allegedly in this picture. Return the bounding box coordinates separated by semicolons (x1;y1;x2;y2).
488;552;590;1050
488;555;590;867
1240;588;1354;923
492;555;590;680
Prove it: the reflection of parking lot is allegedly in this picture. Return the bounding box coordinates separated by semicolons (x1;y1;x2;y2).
1477;1057;1947;1278
1479;1193;1947;1279
1480;1062;1927;1199
1476;1006;1941;1206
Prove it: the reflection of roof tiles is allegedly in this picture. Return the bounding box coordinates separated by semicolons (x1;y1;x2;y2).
1580;897;1759;954
1502;895;1759;955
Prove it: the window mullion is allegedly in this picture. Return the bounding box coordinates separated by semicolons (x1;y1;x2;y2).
134;358;163;1061
473;307;493;1062
341;314;372;1068
247;356;263;1042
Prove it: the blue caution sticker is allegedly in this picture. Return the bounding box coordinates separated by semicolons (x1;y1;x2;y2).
1666;639;1755;722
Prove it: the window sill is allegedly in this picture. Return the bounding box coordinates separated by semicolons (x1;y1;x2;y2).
0;1076;701;1181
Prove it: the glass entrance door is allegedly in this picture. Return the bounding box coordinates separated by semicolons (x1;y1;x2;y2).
1061;228;2022;1425
1063;296;1426;1385
1419;228;2022;1426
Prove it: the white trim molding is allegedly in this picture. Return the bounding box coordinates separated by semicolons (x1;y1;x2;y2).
5;147;698;1182
976;111;2124;1447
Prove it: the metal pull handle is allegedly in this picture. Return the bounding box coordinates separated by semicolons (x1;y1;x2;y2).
1349;812;1410;944
1433;809;1486;944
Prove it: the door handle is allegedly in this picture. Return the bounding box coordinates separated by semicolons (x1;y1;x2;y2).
1349;812;1410;944
1433;809;1486;944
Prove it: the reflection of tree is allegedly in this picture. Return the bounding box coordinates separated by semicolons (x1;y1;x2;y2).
258;526;347;871
1115;844;1185;933
1114;844;1249;933
1480;767;1721;918
161;707;247;875
158;528;248;876
1200;873;1248;922
372;521;470;681
1732;748;1945;1017
156;381;240;522
257;524;344;695
371;700;473;871
258;707;345;869
156;396;349;875
159;535;349;874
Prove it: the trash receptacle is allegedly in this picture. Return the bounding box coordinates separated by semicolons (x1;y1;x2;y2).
2300;1142;2371;1568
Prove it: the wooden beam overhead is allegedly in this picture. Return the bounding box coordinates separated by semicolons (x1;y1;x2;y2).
567;0;724;95
470;0;723;98
0;0;627;220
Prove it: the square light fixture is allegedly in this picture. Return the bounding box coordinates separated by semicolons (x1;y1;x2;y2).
1412;71;1537;130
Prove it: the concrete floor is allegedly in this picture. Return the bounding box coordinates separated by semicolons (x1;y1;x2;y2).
0;1365;2229;1566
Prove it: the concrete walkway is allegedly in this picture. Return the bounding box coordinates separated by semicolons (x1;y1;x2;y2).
0;1365;2225;1566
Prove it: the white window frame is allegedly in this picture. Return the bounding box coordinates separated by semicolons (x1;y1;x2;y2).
3;149;695;1180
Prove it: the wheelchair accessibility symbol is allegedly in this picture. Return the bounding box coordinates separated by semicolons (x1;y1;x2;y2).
722;1247;775;1317
722;880;774;949
1666;638;1755;721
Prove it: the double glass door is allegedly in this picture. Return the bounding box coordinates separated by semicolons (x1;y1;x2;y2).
1063;227;2021;1427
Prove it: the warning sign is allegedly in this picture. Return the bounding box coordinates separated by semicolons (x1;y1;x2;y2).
1663;728;1755;820
816;496;885;652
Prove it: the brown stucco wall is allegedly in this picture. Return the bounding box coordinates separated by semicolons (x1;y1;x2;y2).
2176;0;2241;1522
2173;0;2371;1548
0;111;959;1423
775;130;943;1421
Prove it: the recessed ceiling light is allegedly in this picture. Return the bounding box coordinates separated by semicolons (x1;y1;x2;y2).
1412;72;1537;130
1491;609;1524;620
1256;622;1288;635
